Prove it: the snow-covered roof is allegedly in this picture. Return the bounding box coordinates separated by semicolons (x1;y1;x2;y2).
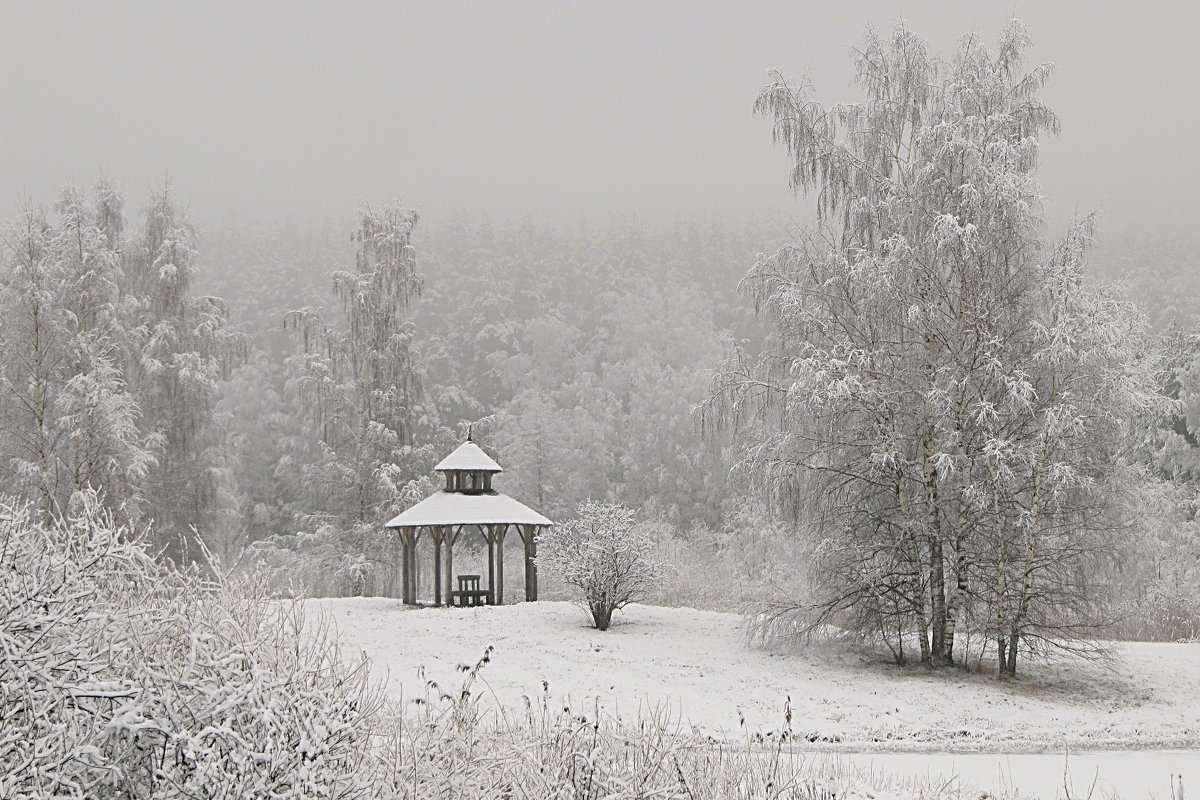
385;491;552;528
434;441;503;473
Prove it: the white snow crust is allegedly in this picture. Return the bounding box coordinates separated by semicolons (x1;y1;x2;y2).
433;441;503;473
384;490;552;528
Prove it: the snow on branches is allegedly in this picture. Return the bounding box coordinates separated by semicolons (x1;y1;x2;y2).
705;20;1163;674
0;492;380;798
538;501;667;631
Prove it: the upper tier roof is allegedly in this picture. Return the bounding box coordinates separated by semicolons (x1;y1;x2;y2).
435;441;502;473
384;490;552;528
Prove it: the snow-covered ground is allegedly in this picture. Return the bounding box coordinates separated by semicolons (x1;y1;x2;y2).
836;750;1195;800
316;598;1200;753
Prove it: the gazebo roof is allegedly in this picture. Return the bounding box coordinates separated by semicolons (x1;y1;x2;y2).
385;490;552;529
435;441;503;473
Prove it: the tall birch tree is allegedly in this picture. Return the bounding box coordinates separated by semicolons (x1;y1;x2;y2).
0;184;155;524
126;184;246;561
285;203;425;528
703;21;1157;673
266;203;435;595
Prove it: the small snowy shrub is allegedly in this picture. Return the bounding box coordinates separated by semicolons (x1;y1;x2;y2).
538;501;666;630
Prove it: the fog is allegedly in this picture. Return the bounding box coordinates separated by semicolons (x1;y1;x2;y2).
3;1;1198;239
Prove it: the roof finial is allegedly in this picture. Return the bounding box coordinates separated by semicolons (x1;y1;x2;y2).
467;424;473;442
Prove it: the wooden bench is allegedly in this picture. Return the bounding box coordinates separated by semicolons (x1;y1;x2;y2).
450;574;492;607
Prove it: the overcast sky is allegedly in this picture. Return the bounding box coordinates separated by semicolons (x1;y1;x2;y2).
2;1;1197;238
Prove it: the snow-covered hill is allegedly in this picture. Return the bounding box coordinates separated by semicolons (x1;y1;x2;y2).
316;598;1200;752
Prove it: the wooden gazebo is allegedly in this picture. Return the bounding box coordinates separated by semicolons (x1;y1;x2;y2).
385;436;553;606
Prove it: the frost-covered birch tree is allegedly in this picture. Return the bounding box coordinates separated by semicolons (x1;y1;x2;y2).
54;185;156;520
0;184;155;525
703;21;1158;674
126;185;247;562
286;204;424;525
266;203;434;594
975;220;1158;673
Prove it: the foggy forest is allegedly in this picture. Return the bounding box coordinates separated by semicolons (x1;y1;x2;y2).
1;3;1198;799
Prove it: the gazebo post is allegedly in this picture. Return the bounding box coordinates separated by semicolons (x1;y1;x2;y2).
432;527;443;607
524;524;539;602
445;525;459;607
412;529;420;601
485;524;496;604
410;530;419;604
392;535;401;599
399;533;409;604
401;530;414;605
414;530;422;604
495;524;506;605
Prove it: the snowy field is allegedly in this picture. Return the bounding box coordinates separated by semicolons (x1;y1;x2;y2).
315;598;1200;753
